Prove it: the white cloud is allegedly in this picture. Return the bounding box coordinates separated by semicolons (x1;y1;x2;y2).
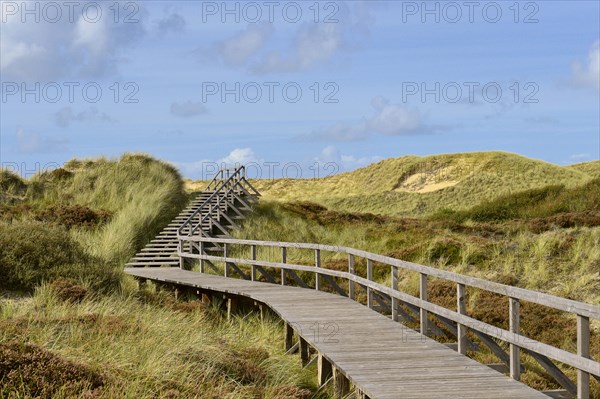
315;145;382;171
217;23;273;66
570;153;591;162
205;2;375;74
173;148;261;178
367;98;423;135
303;97;430;141
54;106;116;127
170;101;208;118
219;148;259;165
1;1;145;81
16;127;68;154
254;23;342;73
571;41;600;92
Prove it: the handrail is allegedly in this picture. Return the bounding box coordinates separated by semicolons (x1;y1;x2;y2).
178;237;600;319
196;180;252;230
177;235;600;397
177;166;246;235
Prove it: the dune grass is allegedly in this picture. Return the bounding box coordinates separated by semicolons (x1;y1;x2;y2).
233;200;600;304
249;151;594;216
231;199;599;395
2;151;598;397
0;154;325;398
0;281;320;399
568;160;600;178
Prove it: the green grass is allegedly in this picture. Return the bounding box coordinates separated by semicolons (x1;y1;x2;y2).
568;160;600;178
2;151;598;397
0;153;323;398
432;178;600;223
232;200;600;395
2;153;188;269
233;200;600;304
249;151;594;216
0;282;320;399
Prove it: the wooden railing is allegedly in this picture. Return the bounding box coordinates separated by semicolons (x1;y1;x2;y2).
178;166;259;236
176;236;600;399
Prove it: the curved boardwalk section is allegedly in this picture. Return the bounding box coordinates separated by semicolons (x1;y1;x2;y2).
125;267;550;399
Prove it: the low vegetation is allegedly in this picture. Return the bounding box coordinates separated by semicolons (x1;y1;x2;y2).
231;178;599;395
0;283;318;399
251;152;595;216
2;151;598;397
0;154;321;398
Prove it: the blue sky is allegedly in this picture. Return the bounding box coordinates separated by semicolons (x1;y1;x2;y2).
1;0;598;179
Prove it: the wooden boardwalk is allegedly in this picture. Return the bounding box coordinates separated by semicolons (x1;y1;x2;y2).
125;267;551;399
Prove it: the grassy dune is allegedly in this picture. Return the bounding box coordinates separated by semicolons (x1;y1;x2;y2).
0;154;321;398
2;151;598;397
0;282;318;399
231;173;600;396
232;201;600;395
250;152;596;216
568;160;600;178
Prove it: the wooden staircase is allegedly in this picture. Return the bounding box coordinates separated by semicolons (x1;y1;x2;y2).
126;166;259;268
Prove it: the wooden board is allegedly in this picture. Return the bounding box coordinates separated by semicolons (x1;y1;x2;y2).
124;267;551;399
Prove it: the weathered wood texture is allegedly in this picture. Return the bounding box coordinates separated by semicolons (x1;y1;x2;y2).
125;166;258;268
177;236;600;391
125;267;552;399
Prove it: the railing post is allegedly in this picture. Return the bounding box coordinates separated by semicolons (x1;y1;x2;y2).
509;297;521;381
281;247;287;285
348;254;355;300
367;259;373;309
199;240;205;273
224;243;229;277
577;314;590;399
178;238;184;269
251;245;257;281
420;273;428;336
391;266;398;322
315;249;321;291
457;283;467;355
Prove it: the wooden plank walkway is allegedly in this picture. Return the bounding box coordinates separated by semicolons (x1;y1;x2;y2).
124;267;551;399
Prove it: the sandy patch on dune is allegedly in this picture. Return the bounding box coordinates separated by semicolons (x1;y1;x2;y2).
395;165;465;193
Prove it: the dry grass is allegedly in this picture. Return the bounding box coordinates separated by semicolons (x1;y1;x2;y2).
0;283;324;398
232;200;600;395
238;152;595;216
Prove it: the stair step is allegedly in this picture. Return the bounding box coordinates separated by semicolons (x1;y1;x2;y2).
125;262;179;267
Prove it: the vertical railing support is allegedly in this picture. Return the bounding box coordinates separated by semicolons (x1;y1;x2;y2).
199;240;205;273
315;249;321;291
224;243;229;277
281;247;287;285
577;314;590;399
457;283;467;355
178;238;184;269
251;245;257;281
391;266;399;322
509;297;521;381
348;254;355;300
367;259;373;309
420;273;428;336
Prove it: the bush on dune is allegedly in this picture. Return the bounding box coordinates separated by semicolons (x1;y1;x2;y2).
432;179;600;225
0;341;107;398
0;220;121;293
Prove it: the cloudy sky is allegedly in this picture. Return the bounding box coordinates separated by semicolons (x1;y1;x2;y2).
1;1;599;179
